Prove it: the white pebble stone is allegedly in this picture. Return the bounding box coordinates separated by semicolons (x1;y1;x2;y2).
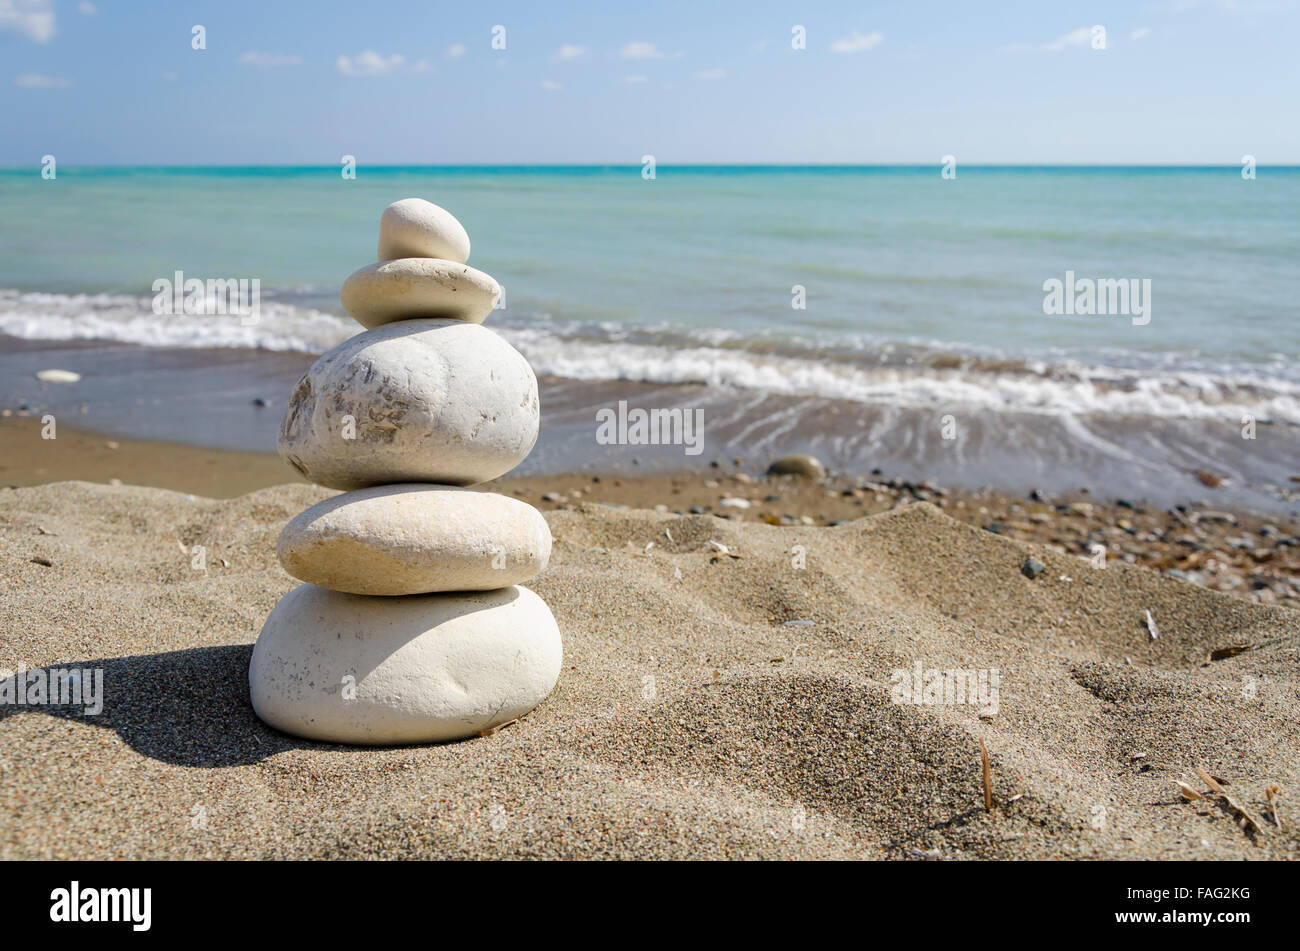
277;319;538;490
249;584;562;744
340;258;500;329
377;198;471;263
278;484;552;595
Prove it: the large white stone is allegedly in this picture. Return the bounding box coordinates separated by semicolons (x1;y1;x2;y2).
278;484;552;595
278;319;539;490
378;198;471;264
340;258;501;329
249;584;562;744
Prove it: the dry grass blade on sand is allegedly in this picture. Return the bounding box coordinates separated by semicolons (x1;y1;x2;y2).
1193;766;1269;838
979;738;992;813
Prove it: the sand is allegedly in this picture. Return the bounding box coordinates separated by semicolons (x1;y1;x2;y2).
0;417;306;498
2;478;1296;860
5;417;1295;609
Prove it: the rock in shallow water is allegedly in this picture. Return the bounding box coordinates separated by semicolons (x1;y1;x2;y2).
277;319;539;490
377;198;471;264
249;584;562;744
278;484;552;595
766;454;825;479
340;258;500;329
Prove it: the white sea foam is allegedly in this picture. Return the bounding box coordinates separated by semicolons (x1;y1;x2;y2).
501;327;1300;423
0;289;355;354
3;289;1296;424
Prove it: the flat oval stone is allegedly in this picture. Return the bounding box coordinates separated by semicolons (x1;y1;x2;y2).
278;484;552;595
277;319;539;490
340;258;500;329
249;584;562;744
378;198;471;264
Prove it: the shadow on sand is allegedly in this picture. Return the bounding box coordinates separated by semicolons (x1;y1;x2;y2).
0;645;330;767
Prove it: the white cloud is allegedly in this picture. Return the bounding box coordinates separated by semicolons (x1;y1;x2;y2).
1131;26;1152;40
1044;27;1094;51
336;51;407;76
541;79;562;91
829;30;883;53
0;0;55;43
15;72;71;88
693;68;726;80
446;43;466;59
77;1;94;14
554;44;586;60
623;74;648;84
619;41;681;60
237;51;302;69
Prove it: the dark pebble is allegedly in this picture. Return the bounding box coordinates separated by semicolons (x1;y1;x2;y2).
1021;557;1046;579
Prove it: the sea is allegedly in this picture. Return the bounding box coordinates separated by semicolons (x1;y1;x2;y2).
1;165;1296;511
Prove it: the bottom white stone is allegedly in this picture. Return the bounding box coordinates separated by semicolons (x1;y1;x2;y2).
249;584;561;744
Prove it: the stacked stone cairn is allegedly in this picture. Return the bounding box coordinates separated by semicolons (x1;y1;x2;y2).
249;198;561;744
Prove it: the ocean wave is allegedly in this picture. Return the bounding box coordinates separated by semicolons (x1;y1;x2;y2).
500;327;1300;423
0;289;354;354
2;288;1296;424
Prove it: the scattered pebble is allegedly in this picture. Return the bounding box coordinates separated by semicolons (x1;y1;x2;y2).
1193;470;1226;488
766;454;825;480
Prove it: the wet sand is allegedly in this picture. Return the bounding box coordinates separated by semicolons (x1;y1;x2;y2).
5;335;1297;513
0;416;306;498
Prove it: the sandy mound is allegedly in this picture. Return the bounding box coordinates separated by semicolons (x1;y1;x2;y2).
1;482;1295;859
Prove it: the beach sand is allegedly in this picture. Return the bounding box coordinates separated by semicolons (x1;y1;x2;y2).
4;416;1296;606
2;470;1297;859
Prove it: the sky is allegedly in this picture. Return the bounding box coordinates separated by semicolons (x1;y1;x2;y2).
1;0;1298;165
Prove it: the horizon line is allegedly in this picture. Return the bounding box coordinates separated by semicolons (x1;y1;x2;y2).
3;162;1298;171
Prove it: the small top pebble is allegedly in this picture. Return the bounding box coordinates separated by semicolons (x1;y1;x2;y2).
377;198;471;264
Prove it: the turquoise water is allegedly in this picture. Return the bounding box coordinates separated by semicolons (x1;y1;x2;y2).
1;166;1297;508
2;165;1297;365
